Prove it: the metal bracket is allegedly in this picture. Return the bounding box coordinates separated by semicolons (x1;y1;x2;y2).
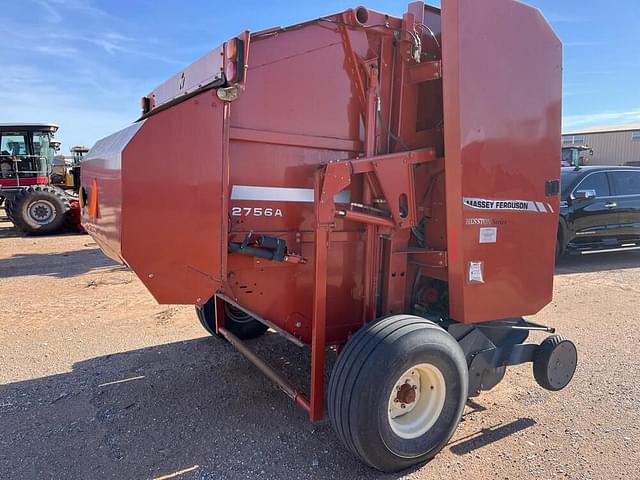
319;148;436;229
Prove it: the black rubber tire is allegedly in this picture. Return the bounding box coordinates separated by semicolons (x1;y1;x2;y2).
328;315;468;473
555;226;564;262
6;185;71;235
4;198;15;223
196;297;268;340
533;335;577;391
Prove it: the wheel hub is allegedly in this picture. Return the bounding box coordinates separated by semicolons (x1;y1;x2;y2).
387;363;446;439
389;372;420;418
28;200;56;225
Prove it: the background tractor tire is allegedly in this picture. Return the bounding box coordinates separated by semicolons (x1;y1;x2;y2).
4;198;15;223
196;297;268;340
7;186;71;235
328;315;468;473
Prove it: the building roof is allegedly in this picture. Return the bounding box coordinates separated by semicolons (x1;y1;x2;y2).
563;123;640;136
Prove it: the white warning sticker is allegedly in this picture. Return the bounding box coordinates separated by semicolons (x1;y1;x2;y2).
463;197;544;212
479;227;497;244
468;261;484;283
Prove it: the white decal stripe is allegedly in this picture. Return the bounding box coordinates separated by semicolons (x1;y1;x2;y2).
463;197;555;213
547;203;554;213
231;185;350;203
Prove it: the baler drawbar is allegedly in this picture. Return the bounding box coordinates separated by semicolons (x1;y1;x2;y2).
81;0;576;472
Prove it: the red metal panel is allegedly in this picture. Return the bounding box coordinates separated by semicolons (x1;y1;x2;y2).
147;46;224;111
442;0;562;323
121;90;226;304
81;123;143;262
0;176;49;187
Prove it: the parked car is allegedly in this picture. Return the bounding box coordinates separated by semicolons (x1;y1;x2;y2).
558;166;640;257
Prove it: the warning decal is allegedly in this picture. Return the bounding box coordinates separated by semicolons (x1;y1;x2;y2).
463;197;552;213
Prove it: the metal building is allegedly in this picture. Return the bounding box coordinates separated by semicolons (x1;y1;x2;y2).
562;124;640;166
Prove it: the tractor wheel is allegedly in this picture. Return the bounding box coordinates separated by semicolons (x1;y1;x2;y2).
328;315;468;473
7;186;71;235
4;198;14;222
196;297;268;340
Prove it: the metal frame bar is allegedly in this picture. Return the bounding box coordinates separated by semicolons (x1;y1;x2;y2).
309;171;330;421
218;327;310;410
216;293;305;347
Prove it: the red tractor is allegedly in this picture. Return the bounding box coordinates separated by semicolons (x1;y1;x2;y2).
0;124;82;234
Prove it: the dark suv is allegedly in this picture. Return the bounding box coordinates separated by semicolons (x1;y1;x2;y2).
558;166;640;257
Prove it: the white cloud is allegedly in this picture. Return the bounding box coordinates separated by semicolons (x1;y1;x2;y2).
564;41;602;47
563;110;640;130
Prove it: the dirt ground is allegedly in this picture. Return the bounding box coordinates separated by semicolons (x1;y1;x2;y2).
0;210;639;480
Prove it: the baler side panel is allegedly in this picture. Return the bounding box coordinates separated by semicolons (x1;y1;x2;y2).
122;90;227;304
81;123;143;263
232;24;363;141
217;23;377;343
442;0;562;323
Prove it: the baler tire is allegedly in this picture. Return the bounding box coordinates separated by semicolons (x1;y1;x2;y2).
328;315;468;473
195;300;217;337
8;185;71;235
196;297;268;340
533;335;577;391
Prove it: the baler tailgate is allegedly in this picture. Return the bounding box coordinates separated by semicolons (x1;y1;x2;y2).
122;90;227;304
442;0;562;323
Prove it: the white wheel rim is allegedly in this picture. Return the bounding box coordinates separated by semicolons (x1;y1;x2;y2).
387;363;446;439
26;200;56;225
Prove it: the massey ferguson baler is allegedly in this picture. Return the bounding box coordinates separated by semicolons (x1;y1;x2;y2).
81;0;577;472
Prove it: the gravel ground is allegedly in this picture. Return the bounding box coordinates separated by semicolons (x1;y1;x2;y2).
0;210;639;480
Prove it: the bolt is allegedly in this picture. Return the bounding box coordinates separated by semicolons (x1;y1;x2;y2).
401;404;406;409
148;273;154;279
430;386;434;390
295;321;302;328
412;385;417;390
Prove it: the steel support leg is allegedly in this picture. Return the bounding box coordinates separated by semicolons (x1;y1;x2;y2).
310;169;329;422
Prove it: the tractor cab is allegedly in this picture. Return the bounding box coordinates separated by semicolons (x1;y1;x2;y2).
51;145;88;190
70;145;89;165
0;124;59;186
562;145;593;167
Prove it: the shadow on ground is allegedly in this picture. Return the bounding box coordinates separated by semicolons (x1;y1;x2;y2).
0;248;121;279
0;334;527;480
555;251;640;275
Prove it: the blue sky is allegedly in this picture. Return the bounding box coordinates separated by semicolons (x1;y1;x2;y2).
1;0;638;148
